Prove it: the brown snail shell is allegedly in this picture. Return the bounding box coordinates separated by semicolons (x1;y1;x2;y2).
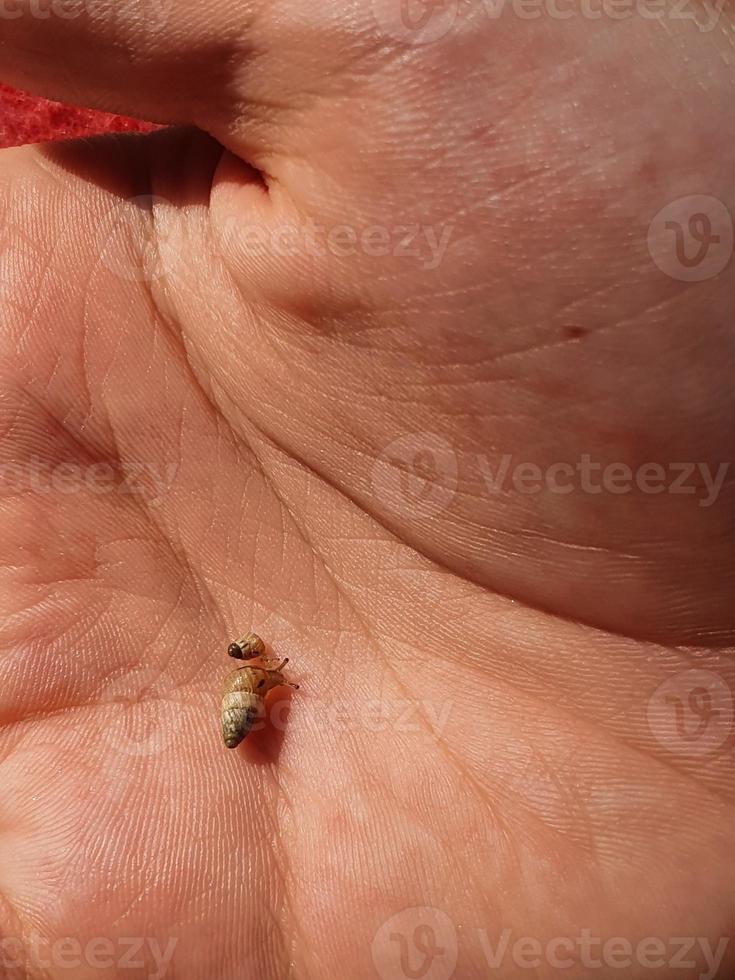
221;658;298;749
227;632;266;661
221;687;265;748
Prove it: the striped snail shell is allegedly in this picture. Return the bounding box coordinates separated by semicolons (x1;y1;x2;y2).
221;682;265;748
221;664;295;749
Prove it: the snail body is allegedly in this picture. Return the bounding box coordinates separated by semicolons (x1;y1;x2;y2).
221;633;299;749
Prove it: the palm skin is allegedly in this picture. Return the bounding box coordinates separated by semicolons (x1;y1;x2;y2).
0;3;734;979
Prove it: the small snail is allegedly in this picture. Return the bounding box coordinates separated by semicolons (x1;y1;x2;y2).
221;632;299;749
227;632;265;661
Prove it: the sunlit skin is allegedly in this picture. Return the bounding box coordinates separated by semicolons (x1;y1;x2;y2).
0;2;734;978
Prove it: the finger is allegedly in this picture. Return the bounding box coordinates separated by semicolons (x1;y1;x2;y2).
0;0;376;166
0;0;246;131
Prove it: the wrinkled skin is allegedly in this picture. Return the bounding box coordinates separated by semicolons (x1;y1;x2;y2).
0;2;734;978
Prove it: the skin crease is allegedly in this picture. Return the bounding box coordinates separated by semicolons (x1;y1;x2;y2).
0;1;733;978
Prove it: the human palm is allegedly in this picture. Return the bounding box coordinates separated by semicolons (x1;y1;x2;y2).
0;3;733;978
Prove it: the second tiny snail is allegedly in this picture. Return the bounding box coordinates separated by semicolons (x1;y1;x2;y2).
221;632;299;749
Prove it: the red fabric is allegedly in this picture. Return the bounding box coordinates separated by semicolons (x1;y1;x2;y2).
0;83;157;148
